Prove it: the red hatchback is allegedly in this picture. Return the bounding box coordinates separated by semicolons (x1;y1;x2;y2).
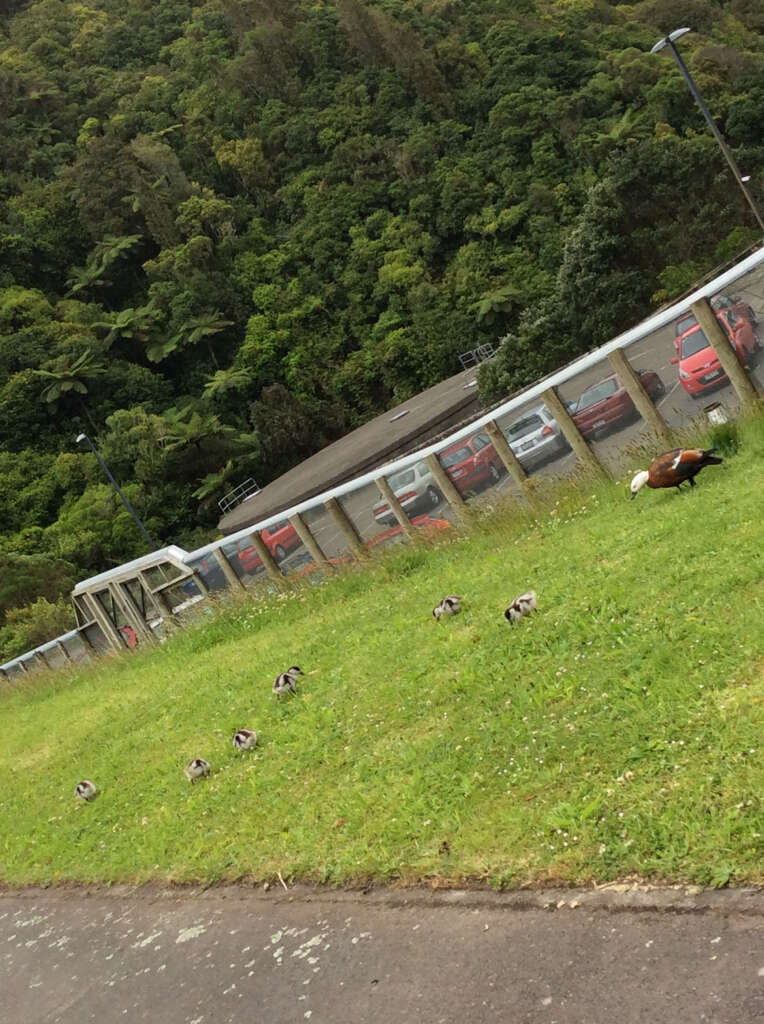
571;370;665;440
438;432;505;493
236;520;302;574
671;310;759;397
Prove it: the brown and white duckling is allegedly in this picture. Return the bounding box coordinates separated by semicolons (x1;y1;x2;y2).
433;595;461;621
630;448;722;499
75;780;97;801
273;666;303;697
184;757;211;783
232;728;258;751
504;590;537;623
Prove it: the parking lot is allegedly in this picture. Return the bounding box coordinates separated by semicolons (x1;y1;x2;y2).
251;270;764;571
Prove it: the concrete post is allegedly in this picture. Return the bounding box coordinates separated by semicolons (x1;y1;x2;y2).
607;348;672;444
424;453;472;524
482;419;530;489
690;297;759;407
250;532;287;584
288;513;334;572
542;387;609;477
214;546;247;591
324;496;367;558
34;650;51;671
374;475;419;540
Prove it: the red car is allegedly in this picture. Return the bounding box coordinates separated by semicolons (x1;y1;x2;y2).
571;370;665;440
671;309;760;397
439;432;505;492
674;293;758;339
236;520;302;574
295;515;451;576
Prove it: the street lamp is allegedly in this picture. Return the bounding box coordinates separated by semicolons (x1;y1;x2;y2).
651;27;764;232
76;433;158;551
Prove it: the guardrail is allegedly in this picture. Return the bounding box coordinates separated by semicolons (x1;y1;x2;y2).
3;247;763;680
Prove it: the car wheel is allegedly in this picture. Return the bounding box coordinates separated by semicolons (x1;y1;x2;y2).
426;486;441;508
489;463;501;483
652;378;666;398
274;544;286;562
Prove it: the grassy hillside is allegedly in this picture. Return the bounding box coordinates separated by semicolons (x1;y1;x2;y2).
1;417;762;889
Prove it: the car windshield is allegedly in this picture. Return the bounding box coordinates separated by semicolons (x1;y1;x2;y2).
576;379;618;411
388;468;416;489
675;314;696;335
507;414;544;439
680;329;711;359
440;446;471;468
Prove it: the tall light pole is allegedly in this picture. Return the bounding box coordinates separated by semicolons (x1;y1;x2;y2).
76;433;158;551
651;27;764;233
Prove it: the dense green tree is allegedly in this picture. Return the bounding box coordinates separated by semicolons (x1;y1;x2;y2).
1;0;764;660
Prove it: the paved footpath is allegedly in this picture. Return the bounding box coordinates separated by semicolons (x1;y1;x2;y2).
1;884;763;1024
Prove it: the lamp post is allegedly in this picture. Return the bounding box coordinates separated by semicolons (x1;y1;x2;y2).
76;433;158;551
651;27;764;232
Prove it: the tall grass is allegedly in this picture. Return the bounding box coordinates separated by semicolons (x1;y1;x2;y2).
1;413;762;889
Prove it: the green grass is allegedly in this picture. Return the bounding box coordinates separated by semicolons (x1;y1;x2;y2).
1;415;763;890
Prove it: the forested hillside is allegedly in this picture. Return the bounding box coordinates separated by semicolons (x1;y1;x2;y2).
1;0;763;659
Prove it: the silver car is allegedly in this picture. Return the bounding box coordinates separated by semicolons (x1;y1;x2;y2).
504;405;570;471
372;461;442;526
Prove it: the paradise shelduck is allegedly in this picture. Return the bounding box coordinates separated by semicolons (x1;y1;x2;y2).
630;448;723;499
75;780;97;801
232;728;258;751
433;595;461;620
184;757;211;783
504;590;537;624
273;666;303;697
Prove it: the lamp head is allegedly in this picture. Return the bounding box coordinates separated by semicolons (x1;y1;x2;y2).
76;433;87;444
651;27;691;54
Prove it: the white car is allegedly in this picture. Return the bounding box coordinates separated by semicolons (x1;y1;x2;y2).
504;405;570;471
371;461;442;526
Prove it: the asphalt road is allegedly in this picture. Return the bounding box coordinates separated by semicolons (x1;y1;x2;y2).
3;885;763;1024
269;271;764;567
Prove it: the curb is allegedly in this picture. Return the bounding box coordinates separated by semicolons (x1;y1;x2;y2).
3;882;763;916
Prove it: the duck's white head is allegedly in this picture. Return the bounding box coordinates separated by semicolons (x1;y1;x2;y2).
629;470;649;500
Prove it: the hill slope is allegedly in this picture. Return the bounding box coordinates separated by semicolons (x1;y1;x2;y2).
0;417;762;888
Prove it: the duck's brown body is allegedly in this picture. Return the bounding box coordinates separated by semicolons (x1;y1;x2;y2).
631;447;722;499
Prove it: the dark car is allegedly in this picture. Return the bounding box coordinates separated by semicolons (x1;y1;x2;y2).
439;432;505;493
571;371;665;440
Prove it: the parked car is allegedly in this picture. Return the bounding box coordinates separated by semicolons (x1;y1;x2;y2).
439;432;505;493
503;405;570;471
296;515;451;576
571;370;665;440
671;309;760;397
372;461;442;527
234;520;303;574
674;293;758;339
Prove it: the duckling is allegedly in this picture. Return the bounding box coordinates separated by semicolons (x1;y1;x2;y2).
273;665;303;697
184;757;211;783
630;448;722;499
433;595;462;621
75;780;97;801
232;728;258;751
504;590;537;623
